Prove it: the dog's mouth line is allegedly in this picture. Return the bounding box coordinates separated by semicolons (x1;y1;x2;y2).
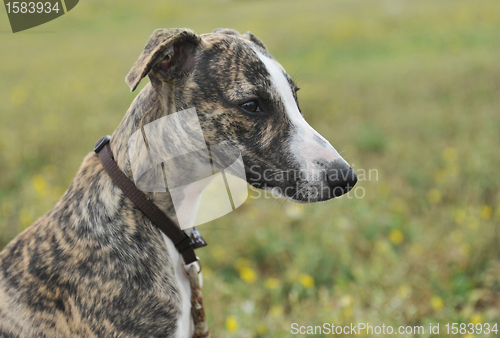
248;179;287;191
248;177;355;203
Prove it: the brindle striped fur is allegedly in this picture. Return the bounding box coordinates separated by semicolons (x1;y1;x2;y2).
0;27;325;337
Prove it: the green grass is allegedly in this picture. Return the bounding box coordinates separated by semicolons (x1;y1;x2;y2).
1;0;500;336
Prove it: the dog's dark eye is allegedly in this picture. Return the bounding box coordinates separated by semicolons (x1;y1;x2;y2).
240;100;261;113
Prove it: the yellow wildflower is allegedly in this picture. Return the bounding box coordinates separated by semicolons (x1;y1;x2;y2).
480;205;492;220
430;296;444;312
298;273;315;289
470;314;482;325
340;295;353;307
239;266;257;283
269;305;283;317
225;316;238;332
389;229;404;245
32;174;48;197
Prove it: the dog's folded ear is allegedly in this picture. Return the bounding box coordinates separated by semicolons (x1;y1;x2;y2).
126;28;201;92
212;28;241;36
242;31;268;51
212;28;268;52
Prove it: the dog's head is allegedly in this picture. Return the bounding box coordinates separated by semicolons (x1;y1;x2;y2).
126;28;357;203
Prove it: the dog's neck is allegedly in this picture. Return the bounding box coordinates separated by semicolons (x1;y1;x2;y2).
109;82;205;229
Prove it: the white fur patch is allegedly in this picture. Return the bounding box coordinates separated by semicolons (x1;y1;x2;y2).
161;232;195;338
254;50;347;168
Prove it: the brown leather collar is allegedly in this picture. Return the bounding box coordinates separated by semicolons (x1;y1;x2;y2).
94;135;207;265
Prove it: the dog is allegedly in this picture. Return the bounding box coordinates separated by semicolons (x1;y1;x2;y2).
0;28;357;337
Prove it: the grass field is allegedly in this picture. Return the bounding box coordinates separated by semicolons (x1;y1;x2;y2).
1;0;500;336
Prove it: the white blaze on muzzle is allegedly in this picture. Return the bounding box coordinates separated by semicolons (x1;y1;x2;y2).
254;50;348;169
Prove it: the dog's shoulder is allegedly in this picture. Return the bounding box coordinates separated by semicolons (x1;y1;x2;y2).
0;152;181;337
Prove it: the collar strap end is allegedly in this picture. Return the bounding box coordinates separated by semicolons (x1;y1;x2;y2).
94;135;111;153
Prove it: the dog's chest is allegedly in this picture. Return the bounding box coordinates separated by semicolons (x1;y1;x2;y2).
161;232;194;338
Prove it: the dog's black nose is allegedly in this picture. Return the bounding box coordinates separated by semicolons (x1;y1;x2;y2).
326;162;357;197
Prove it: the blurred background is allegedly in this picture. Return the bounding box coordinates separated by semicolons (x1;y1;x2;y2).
1;0;499;336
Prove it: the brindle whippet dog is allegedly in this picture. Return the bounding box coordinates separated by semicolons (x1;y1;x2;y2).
0;28;357;337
